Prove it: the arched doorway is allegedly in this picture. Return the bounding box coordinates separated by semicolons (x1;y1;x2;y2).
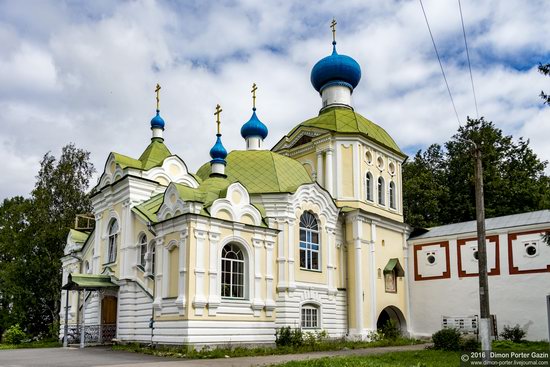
377;306;407;335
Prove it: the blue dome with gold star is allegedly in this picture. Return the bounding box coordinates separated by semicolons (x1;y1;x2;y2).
311;42;361;93
241;108;268;140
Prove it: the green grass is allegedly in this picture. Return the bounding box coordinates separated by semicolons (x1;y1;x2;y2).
273;340;550;367
112;337;425;359
0;340;61;350
274;350;459;367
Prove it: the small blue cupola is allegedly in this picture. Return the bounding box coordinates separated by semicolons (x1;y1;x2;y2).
310;19;361;95
210;104;228;176
241;83;268;150
150;84;165;140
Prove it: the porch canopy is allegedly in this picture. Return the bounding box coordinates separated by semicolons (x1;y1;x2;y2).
384;258;405;277
62;274;118;291
62;274;118;348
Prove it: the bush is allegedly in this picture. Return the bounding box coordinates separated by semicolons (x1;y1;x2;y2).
460;336;480;351
275;326;303;347
2;324;27;345
500;325;526;343
380;319;401;340
432;328;462;351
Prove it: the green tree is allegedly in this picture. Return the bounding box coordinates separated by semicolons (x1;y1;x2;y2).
403;118;550;228
539;63;550;105
0;143;94;337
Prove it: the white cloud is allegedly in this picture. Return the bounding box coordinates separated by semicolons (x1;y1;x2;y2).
0;0;548;199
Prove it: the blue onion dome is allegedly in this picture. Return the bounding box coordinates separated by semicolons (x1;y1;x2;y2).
150;109;165;129
209;134;228;164
240;108;268;140
310;42;362;93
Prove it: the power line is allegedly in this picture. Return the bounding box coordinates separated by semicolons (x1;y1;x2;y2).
458;0;479;119
419;0;462;126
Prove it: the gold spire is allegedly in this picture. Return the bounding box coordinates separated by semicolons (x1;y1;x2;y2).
214;104;222;134
251;83;258;109
155;83;161;110
330;18;337;43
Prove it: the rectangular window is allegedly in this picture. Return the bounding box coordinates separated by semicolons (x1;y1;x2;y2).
299;232;320;270
301;306;319;328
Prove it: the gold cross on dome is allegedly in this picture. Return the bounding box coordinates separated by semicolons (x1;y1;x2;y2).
330;18;337;42
214;104;222;134
251;83;258;108
155;83;161;110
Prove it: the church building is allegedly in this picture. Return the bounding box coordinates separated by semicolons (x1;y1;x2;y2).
59;21;549;347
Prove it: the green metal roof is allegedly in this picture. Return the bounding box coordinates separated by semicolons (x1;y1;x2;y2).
197;150;313;194
384;258;405;277
287;107;405;157
69;229;90;244
62;274;118;290
133;193;164;223
112;138;173;171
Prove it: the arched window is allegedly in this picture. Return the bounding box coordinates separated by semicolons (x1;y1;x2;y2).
139;234;147;268
107;219;118;263
84;260;91;274
301;304;320;329
366;172;373;202
299;211;320;271
389;181;396;209
378;177;385;206
221;243;245;299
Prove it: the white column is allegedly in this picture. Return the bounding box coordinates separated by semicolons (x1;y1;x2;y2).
325;148;334;196
153;237;163;311
352;216;364;338
370;222;377;331
120;200;132;278
287;218;296;292
265;238;276;316
353;143;360;200
176;230;188;315
161;246;169;299
402;232;411;336
252;237;264;316
276;219;287;292
193;229;207;315
93;213;102;271
316;151;324;186
207;231;220;315
326;226;337;297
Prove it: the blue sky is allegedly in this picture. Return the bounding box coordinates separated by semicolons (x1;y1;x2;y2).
0;0;549;199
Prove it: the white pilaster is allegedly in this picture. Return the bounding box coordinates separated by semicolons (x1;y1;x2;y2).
161;246;169;299
402;232;411;336
265;238;276;316
193;229;207;315
252;237;264;316
353;143;360;200
325;148;334;196
326;226;337;297
287;218;296;292
207;230;220;315
93;213;102;271
276;219;287;292
153;237;164;312
316;151;324;186
176;229;188;315
352;216;364;338
370;222;377;331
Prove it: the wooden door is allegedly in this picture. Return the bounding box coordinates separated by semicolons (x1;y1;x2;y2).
101;296;117;325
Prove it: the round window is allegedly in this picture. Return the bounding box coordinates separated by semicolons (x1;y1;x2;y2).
525;243;537;257
388;162;396;175
377;156;384;169
366;151;373;164
427;254;436;264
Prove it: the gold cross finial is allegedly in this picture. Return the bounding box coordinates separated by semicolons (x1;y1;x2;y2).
251;83;258;109
214;104;222;134
155;83;161;110
330;18;337;43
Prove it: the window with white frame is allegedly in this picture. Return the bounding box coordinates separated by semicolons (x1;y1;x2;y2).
149;241;156;275
299;211;320;271
301;304;320;328
107;219;118;263
378;177;385;205
139;234;147;268
366;172;373;202
389;181;396;209
221;243;246;299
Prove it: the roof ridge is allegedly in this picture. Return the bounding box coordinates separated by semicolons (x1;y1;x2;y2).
270;151;282;191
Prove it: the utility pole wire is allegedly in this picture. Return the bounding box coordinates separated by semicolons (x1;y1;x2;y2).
419;0;462;126
459;0;480;118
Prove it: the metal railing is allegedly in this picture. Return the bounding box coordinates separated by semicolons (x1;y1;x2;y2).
64;324;116;344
